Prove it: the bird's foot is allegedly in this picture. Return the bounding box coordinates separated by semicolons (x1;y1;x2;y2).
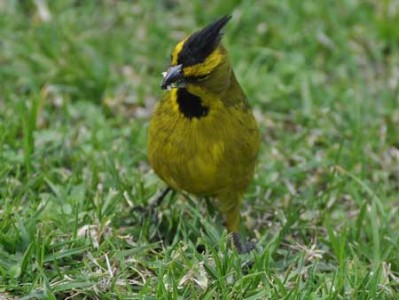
132;202;159;225
231;232;256;254
132;187;172;225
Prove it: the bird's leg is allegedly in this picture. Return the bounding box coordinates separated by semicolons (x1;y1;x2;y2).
226;207;240;233
150;187;172;208
226;207;256;254
132;187;173;224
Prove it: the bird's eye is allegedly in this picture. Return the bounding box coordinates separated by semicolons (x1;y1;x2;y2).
194;74;210;82
185;74;210;84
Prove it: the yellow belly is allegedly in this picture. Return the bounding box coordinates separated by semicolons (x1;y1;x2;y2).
148;98;259;198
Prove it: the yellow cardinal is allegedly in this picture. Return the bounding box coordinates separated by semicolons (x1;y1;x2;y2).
148;15;260;252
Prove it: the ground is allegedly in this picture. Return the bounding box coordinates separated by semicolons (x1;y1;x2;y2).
0;0;398;299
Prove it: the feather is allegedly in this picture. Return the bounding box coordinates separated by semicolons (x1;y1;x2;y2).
178;15;231;66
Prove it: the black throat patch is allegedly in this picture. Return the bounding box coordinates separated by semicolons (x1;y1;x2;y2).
176;88;209;119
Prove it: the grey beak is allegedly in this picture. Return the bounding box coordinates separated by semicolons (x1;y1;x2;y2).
161;64;184;90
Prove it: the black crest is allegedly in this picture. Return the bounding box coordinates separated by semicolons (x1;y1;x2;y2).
177;15;231;67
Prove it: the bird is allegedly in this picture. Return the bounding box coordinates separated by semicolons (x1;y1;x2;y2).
147;15;260;252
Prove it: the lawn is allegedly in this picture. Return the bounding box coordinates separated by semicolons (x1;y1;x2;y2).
1;0;399;299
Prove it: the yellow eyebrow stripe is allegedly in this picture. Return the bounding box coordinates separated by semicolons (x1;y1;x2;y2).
171;38;188;65
183;47;224;77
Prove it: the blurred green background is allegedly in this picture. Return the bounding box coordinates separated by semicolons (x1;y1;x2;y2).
0;0;398;298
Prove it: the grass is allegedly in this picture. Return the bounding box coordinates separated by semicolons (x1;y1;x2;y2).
1;0;399;298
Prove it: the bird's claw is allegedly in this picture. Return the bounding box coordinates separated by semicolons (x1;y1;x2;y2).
231;232;257;254
132;203;159;225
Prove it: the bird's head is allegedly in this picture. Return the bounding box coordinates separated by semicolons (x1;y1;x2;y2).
161;15;232;93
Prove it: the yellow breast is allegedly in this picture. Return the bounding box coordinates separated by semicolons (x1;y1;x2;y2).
148;89;259;197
